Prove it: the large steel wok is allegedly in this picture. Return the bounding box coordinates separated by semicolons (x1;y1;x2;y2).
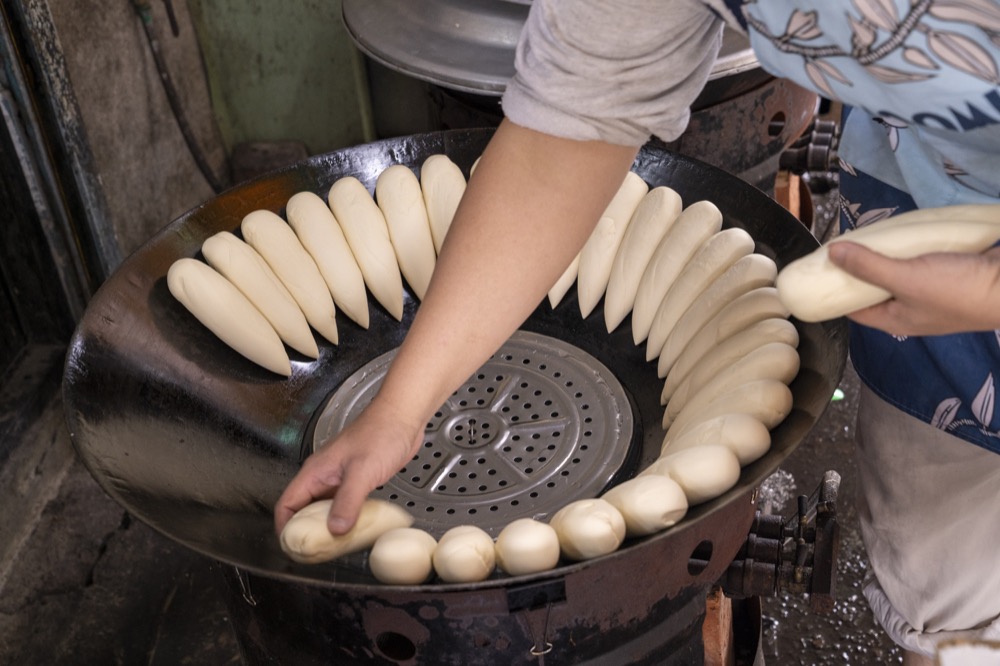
63;129;846;664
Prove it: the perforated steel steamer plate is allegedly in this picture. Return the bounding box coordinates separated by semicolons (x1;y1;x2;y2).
312;331;636;537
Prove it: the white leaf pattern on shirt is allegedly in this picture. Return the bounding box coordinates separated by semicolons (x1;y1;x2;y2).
973;373;997;427
932;396;962;429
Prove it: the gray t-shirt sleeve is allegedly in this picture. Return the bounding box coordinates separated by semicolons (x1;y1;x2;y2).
501;0;725;146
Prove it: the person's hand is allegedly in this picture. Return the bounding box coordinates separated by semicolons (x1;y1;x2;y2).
827;241;1000;336
273;397;424;536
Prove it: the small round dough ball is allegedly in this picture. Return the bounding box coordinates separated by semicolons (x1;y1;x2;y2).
602;476;688;537
368;527;438;585
495;519;561;576
549;498;626;561
643;445;742;506
432;525;496;583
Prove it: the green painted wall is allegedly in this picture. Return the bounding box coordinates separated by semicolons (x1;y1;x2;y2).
187;0;374;155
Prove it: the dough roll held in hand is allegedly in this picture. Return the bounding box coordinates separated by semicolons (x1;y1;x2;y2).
375;165;437;301
432;525;497;583
601;475;688;537
328;176;405;321
549;498;626;561
369;527;438;585
494;518;561;576
285;190;370;329
201;231;318;359
279;499;414;564
420;154;467;254
167;258;291;376
776;204;1000;322
241;209;340;345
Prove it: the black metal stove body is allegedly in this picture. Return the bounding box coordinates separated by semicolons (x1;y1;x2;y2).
63;129;847;664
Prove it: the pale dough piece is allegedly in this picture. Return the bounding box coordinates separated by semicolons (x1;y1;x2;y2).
328;176;405;320
167;258;291;376
241;209;340;345
369;527;438;585
631;200;724;345
375;165;437;301
279;499;414;564
777;204;1000;322
548;254;580;308
641;444;742;506
601;475;688;537
201;231;318;359
576;171;648;318
604;186;683;332
659;285;789;380
664;342;800;427
645;227;755;361
285;191;370;328
661;316;799;405
549;498;626;561
655;254;778;379
661;413;772;466
664;378;793;435
432;525;496;583
420;154;467;254
494;518;561;576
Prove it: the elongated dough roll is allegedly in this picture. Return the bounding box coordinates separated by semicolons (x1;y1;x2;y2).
432;525;497;583
369;527;438;585
279;499;414;564
241;209;340;345
661;316;799;405
201;231;318;359
548;253;580;308
602;475;688;537
777;204;1000;322
494;518;561;576
328;176;405;320
631;200;723;345
645;227;755;361
664;342;800;427
420;154;467;254
167;258;291;376
549;498;626;561
661;413;772;466
375;165;437;301
604;186;683;332
576;171;648;318
285;191;370;329
642;444;742;506
659;285;788;380
664;377;793;435
656;254;778;378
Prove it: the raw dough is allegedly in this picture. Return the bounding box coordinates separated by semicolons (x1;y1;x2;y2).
642;444;742;506
369;527;438;585
375;165;437;301
549;498;626;561
420;154;467;254
602;475;688;537
167;258;291;376
661;413;772;466
494;518;561;576
664;378;793;435
432;525;497;583
548;253;580;308
279;499;414;564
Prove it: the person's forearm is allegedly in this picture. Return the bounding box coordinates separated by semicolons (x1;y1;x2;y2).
375;120;639;426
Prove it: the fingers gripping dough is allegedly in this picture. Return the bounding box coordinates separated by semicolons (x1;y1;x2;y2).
631;200;724;345
661;413;772;466
548;253;581;308
420;154;467;254
241;209;340;345
641;445;742;506
285;191;370;329
369;527;438;585
279;499;414;564
776;204;1000;322
549;498;626;561
604;186;683;332
328;176;405;320
201;231;318;359
661;316;799;405
167;258;291;376
664;378;794;435
645;227;755;361
432;525;497;583
663;341;800;427
602;476;688;537
576;171;648;318
375;165;437;301
494;518;561;576
655;254;778;378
